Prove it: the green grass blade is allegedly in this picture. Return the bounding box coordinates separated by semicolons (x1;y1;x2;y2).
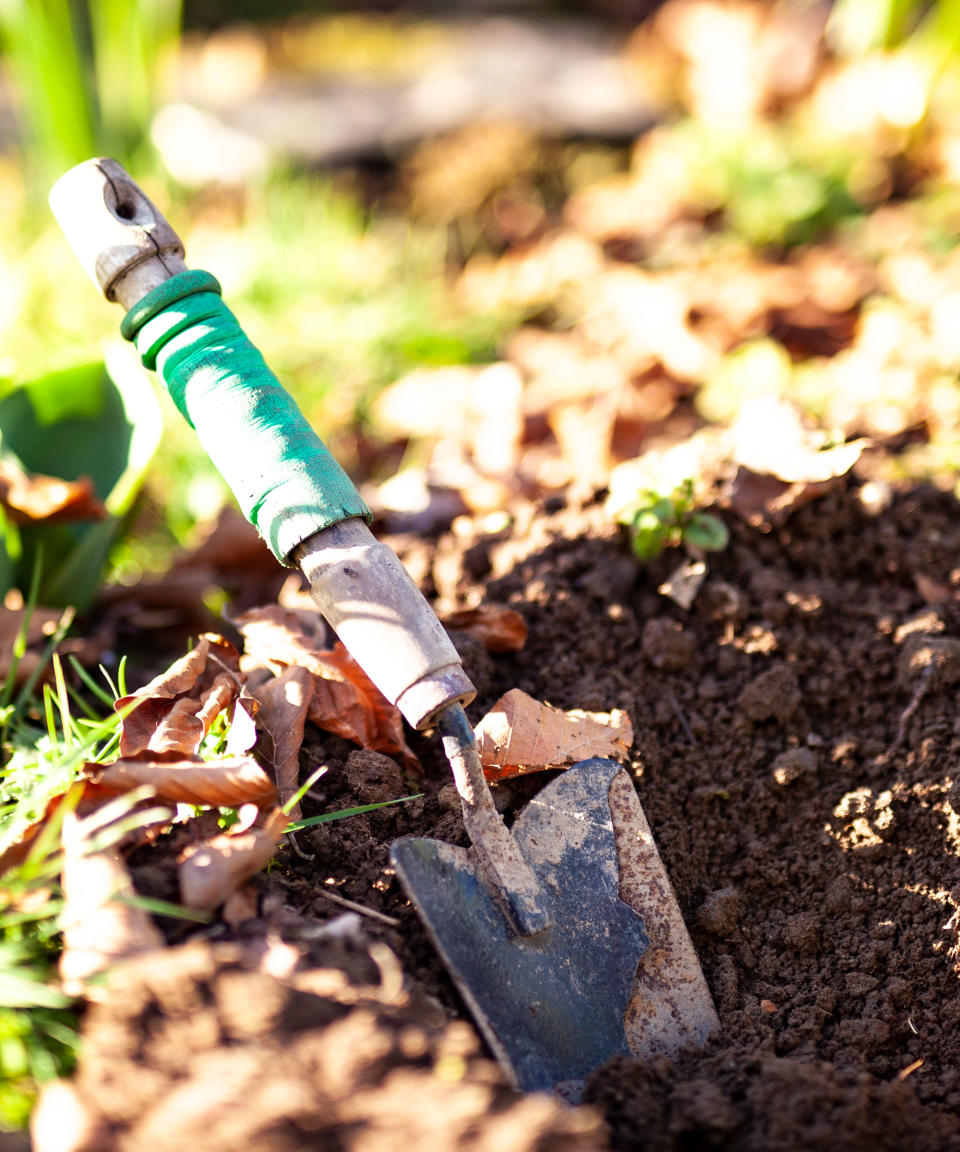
282;764;329;815
111;894;211;924
285;794;423;833
67;656;117;709
11;606;75;720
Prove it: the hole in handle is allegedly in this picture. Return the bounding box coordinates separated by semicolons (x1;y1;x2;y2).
113;197;138;221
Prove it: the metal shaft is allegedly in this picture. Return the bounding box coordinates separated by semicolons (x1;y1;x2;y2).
439;704;549;936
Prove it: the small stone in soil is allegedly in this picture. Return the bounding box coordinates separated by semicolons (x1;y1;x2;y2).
771;747;817;786
896;634;960;690
696;887;741;938
738;665;802;724
642;617;696;671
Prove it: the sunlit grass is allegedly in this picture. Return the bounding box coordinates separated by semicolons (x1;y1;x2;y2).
0;628;130;1132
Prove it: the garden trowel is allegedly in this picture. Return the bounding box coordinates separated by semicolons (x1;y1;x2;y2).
50;158;718;1099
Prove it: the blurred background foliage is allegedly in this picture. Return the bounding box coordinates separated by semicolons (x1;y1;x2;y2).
0;0;958;597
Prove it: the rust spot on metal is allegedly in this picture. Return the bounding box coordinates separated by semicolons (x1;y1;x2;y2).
607;769;720;1058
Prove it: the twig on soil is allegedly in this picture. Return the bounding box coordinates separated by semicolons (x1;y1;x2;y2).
313;886;401;927
668;690;698;744
286;829;315;861
880;666;933;764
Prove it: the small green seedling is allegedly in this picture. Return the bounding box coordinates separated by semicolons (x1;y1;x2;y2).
617;478;729;562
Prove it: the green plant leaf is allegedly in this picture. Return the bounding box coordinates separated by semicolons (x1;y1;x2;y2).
0;353;161;610
684;512;730;553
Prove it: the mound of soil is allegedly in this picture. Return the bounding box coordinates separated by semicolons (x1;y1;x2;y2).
35;935;600;1152
47;476;960;1150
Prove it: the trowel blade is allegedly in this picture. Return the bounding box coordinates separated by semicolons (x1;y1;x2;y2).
391;757;649;1098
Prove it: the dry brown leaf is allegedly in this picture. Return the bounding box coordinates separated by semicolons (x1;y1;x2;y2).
0;459;105;524
84;753;277;808
728;466;840;530
307;645;419;772
116;634;241;757
236;605;418;770
457;229;605;313
371;468;470;536
136;673;239;757
440;605;528;653
583;266;716;382
178;807;287;912
250;665;314;820
173;506;277;577
474;688;634;780
726;398;866;529
372;363;524;481
58;809;164;998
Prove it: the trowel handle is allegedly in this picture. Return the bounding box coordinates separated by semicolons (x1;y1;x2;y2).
51;158;550;936
50;158;474;729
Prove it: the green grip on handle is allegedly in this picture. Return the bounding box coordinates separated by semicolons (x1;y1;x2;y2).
121;270;370;563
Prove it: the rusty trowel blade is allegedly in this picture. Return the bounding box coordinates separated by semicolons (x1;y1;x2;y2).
391;758;649;1098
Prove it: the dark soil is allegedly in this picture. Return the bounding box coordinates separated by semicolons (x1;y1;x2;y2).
55;475;960;1150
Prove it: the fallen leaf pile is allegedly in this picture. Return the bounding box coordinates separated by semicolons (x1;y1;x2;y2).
114;633;244;759
343;0;960;533
0;614;420;996
236;605;419;771
12;0;959;1054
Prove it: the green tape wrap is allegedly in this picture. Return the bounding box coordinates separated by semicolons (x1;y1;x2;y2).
123;271;370;563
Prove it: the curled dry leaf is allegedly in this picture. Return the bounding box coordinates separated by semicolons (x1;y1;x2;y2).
178;807;287;912
84;753;277;808
250;665;314;820
474;688;634;780
59;808;164;998
440;605;528;653
306;644;419;772
728;467;839;530
0;459;105;524
236;605;418;770
116;634;241;757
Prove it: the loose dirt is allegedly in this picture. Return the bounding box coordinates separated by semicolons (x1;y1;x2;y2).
54;475;960;1150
